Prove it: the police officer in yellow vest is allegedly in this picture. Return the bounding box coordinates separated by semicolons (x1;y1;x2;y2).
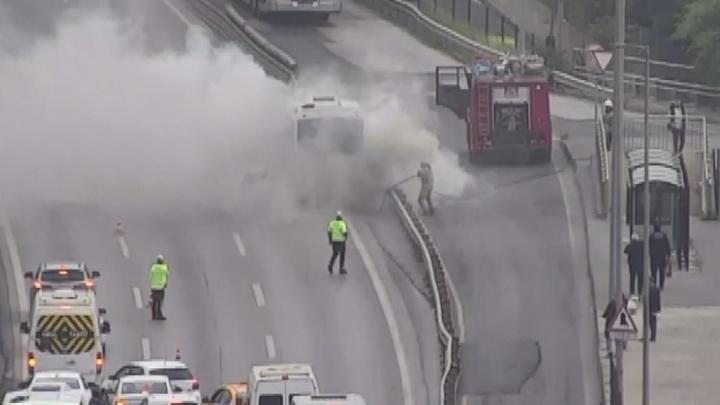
327;211;348;275
150;254;169;320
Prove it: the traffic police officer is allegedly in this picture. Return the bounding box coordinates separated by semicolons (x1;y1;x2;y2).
327;211;348;275
150;254;169;320
417;162;434;215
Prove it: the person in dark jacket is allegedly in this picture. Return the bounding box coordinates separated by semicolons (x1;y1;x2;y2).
648;278;662;342
624;233;644;296
649;223;671;289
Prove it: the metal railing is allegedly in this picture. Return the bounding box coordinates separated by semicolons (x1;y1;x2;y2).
622;114;706;153
390;188;461;405
573;68;720;103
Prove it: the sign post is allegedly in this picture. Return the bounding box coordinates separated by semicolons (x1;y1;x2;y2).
609;298;639;341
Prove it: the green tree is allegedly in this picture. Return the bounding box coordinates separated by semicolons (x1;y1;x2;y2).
675;0;720;82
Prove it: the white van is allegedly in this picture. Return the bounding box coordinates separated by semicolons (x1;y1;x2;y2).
249;364;319;405
291;394;367;405
293;96;364;155
20;288;111;382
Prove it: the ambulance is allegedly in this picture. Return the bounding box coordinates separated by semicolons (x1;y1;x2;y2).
20;288;111;382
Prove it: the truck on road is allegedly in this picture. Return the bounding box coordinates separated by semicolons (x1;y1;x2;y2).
435;54;553;164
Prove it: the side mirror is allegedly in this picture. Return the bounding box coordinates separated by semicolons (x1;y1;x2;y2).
20;322;30;334
17;380;30;389
98;308;107;315
91;271;100;278
101;321;111;334
172;385;183;393
24;272;33;279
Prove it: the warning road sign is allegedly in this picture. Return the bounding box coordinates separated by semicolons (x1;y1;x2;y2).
609;300;638;341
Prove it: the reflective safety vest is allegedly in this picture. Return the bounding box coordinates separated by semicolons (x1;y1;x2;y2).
328;219;348;242
150;263;169;290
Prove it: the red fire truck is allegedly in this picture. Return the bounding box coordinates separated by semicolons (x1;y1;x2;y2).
435;54;552;164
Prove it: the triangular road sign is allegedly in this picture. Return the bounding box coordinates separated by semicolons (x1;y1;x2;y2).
609;302;638;333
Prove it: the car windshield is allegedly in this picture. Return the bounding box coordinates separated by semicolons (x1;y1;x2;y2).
40;270;85;283
149;368;193;381
121;381;168;394
35;378;80;389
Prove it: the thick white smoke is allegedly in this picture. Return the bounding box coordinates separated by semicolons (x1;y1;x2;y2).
0;4;470;218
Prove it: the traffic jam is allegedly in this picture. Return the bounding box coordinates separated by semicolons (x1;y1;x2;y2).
2;262;367;405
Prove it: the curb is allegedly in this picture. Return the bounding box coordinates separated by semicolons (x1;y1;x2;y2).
389;188;461;405
560;139;609;405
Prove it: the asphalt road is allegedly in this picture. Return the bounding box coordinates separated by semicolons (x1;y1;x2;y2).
222;1;603;403
0;1;414;404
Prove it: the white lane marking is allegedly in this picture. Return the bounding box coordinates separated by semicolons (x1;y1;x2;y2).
2;221;29;382
346;219;414;405
132;287;144;309
160;0;194;26
141;338;151;360
233;233;247;257
264;335;276;359
252;283;266;307
445;264;466;343
118;235;130;258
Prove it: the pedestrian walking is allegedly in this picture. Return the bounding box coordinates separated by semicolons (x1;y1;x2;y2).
649;222;671;290
667;102;686;154
417;162;434;215
327;211;348;275
624;233;644;296
648;278;662;342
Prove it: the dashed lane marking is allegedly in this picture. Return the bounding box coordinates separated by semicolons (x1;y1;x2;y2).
118;235;130;258
233;233;247;257
252;283;266;307
264;335;276;359
141;338;151;360
132;287;144;309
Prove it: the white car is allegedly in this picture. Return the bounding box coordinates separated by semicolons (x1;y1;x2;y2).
110;375;177;405
102;360;200;403
2;370;97;405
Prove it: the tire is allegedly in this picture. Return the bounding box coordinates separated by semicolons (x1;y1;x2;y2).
319;12;330;22
102;343;106;357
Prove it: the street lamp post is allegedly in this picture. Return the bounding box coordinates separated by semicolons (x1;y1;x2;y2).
610;0;625;400
611;40;651;405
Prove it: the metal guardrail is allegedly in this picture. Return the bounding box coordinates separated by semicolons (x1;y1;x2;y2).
573;68;720;102
390;188;461;405
225;4;297;82
204;6;462;404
